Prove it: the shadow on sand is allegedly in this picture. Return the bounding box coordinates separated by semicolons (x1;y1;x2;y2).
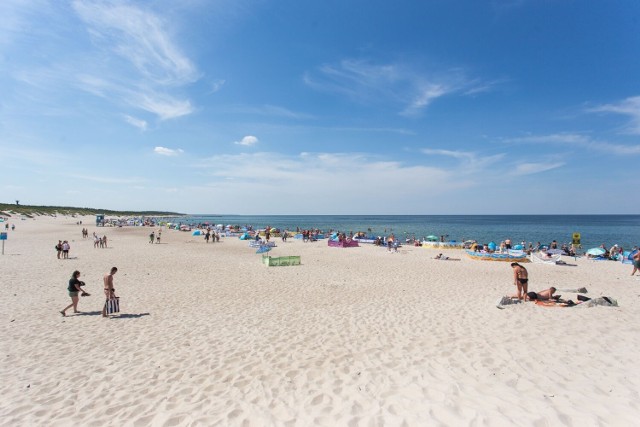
110;313;151;319
70;311;151;319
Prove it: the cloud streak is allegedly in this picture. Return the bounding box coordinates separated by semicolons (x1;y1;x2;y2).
510;161;565;176
124;115;148;131
305;59;490;116
69;0;199;120
421;148;506;172
72;1;198;86
506;133;640;155
590;96;640;135
154;146;184;156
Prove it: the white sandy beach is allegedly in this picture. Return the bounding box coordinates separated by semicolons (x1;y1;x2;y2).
1;215;639;426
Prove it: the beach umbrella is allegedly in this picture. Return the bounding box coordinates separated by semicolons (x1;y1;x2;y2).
488;241;497;251
586;247;605;256
426;235;438;242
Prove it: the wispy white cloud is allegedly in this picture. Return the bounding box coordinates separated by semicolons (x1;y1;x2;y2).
589;96;640;135
234;136;259;146
62;1;199;120
132;92;193;120
421;148;505;171
400;84;449;117
305;58;490;116
72;0;198;86
154;146;184;156
208;79;226;94
124;115;148;131
510;161;565;176
190;152;466;212
506;133;640;155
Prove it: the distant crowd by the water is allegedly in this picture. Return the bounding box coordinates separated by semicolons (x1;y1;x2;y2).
94;215;638;261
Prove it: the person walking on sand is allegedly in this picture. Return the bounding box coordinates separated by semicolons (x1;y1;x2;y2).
56;240;63;259
632;250;640;276
156;230;161;244
60;270;88;316
102;267;118;318
149;231;155;244
511;262;529;300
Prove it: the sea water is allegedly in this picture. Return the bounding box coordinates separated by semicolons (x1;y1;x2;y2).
162;215;640;250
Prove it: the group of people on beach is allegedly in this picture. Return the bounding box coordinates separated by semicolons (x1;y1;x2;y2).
510;262;561;301
55;240;71;259
60;267;118;317
204;229;219;243
93;232;108;248
149;230;162;244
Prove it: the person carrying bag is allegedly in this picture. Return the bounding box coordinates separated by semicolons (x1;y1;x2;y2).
101;267;119;317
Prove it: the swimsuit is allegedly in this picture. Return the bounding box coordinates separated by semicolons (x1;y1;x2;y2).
518;278;528;284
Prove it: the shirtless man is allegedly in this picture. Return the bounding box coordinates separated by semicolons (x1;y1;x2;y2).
526;287;557;301
511;262;529;300
101;267;118;317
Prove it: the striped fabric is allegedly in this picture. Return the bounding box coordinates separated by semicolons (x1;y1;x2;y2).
105;297;120;314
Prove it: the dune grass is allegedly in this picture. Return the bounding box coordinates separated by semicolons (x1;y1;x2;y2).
0;202;183;218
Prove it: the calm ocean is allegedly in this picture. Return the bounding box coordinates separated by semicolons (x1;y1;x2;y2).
165;215;640;250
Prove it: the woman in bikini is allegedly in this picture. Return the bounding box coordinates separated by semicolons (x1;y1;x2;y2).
511;262;529;300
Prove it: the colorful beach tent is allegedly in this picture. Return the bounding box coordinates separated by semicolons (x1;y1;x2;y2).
192;230;202;236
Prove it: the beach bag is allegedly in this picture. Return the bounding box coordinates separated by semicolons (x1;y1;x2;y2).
105;297;120;314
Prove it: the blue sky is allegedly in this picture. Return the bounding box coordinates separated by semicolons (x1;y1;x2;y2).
1;0;639;214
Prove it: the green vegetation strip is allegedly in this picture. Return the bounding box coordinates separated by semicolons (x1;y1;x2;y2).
0;202;183;218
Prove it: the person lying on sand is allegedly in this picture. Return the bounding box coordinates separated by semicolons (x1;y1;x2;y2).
526;287;559;301
434;253;461;261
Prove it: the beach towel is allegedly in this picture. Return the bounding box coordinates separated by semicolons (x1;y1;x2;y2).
576;297;618;308
496;296;521;309
535;296;618;308
534;300;576;308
